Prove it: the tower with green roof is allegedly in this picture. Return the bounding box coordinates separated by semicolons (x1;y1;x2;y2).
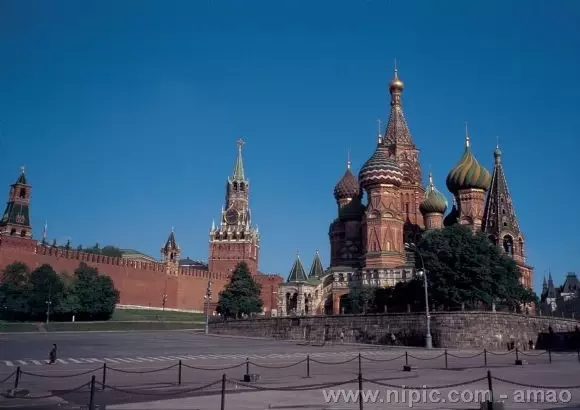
208;139;260;275
0;167;32;239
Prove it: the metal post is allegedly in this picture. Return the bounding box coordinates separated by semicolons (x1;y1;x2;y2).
14;366;20;389
484;349;487;367
515;347;519;362
405;242;431;349
358;369;364;410
444;349;448;369
358;353;362;374
205;280;212;335
88;375;96;410
178;360;182;385
245;357;250;375
220;373;226;410
306;355;311;378
486;370;493;410
101;363;107;391
405;351;408;366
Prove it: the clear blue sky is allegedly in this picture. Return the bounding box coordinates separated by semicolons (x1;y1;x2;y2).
1;0;579;293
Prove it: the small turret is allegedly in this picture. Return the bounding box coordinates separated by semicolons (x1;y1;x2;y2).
161;228;181;275
420;173;447;229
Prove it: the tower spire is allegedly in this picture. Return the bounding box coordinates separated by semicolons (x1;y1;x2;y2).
347;149;351;170
465;121;470;148
233;138;246;181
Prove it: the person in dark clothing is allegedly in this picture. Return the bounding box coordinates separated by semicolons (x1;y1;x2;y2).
49;344;57;364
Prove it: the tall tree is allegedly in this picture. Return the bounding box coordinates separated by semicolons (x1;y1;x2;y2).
216;262;263;318
101;246;123;258
400;224;537;311
28;264;66;320
0;262;31;320
70;263;119;320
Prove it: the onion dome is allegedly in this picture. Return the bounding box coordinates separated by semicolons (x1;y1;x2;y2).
359;141;404;189
443;196;459;226
446;126;491;194
389;67;404;93
334;159;361;200
420;173;448;215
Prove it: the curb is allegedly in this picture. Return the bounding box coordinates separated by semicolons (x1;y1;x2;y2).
0;328;203;335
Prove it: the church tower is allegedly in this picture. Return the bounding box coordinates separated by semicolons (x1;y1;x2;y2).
0;167;32;238
482;145;533;289
161;229;181;276
382;67;425;241
446;125;491;232
208;140;260;275
359;132;405;269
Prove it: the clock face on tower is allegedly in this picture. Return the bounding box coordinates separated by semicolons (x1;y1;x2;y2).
225;208;239;224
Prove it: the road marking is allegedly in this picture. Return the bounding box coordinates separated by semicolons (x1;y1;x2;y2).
17;360;27;365
146;357;167;361
56;359;67;364
68;358;82;364
31;360;42;365
114;358;133;363
136;357;155;362
3;361;14;366
104;358;120;363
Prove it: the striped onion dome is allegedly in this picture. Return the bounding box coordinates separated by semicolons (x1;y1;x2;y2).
334;161;361;200
446;134;491;194
420;173;448;215
359;141;404;189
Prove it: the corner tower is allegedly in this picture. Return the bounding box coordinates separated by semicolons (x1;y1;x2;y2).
0;167;32;238
208;139;259;275
382;67;425;239
482;145;533;288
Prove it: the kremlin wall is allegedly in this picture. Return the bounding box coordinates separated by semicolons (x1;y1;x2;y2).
0;142;284;314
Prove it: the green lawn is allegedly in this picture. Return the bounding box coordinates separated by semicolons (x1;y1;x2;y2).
111;308;205;322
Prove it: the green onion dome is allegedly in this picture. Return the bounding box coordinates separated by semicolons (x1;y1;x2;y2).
446;134;491;194
334;161;361;201
359;141;404;189
420;173;448;215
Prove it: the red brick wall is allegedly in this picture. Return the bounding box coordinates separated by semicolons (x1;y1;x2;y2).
0;237;281;313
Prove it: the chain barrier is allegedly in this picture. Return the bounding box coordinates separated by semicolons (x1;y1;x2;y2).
491;375;580;390
250;358;307;369
447;351;483;359
0;370;16;384
408;352;446;360
310;356;358;365
20;367;101;378
519;350;547;357
364;375;488;390
361;353;406;362
97;378;222;396
486;350;513;356
182;362;245;371
107;363;177;374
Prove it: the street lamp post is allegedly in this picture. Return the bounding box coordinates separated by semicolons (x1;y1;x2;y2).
204;280;213;335
405;242;432;349
46;286;52;324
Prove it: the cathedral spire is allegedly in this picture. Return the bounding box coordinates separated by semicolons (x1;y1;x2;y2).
0;167;32;238
384;65;413;146
232;138;246;181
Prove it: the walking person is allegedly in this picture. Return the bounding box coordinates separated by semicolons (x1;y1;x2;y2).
48;344;57;364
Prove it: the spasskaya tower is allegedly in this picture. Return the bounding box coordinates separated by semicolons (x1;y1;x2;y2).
208;139;260;275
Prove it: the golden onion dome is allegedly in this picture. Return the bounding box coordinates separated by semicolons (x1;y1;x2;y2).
420;173;448;215
389;68;404;93
446;131;491;194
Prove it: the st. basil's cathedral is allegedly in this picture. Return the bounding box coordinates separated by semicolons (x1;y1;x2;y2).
277;68;533;316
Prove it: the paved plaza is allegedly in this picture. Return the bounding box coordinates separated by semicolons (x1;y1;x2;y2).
1;331;580;409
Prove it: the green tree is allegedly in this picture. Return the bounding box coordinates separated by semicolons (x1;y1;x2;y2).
70;263;119;320
400;224;536;312
343;285;376;314
0;262;31;321
216;262;263;318
27;264;66;320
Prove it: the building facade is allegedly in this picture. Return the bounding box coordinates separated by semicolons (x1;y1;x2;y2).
278;68;534;316
0;143;283;313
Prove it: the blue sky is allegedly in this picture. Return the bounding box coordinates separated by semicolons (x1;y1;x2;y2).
1;0;579;293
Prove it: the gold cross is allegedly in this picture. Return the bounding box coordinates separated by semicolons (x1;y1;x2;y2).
237;138;245;148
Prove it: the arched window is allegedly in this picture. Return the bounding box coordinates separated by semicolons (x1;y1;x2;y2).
503;235;514;255
20;230;26;237
19;188;26;198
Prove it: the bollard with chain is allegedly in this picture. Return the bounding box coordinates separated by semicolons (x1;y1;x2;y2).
358;369;364;410
486;370;494;410
515;347;522;365
444;349;448;369
178;360;182;385
13;366;20;389
220;373;226;410
403;351;411;371
484;349;487;367
88;375;96;410
246;357;250;375
358;353;362;374
101;363;107;391
306;355;311;378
